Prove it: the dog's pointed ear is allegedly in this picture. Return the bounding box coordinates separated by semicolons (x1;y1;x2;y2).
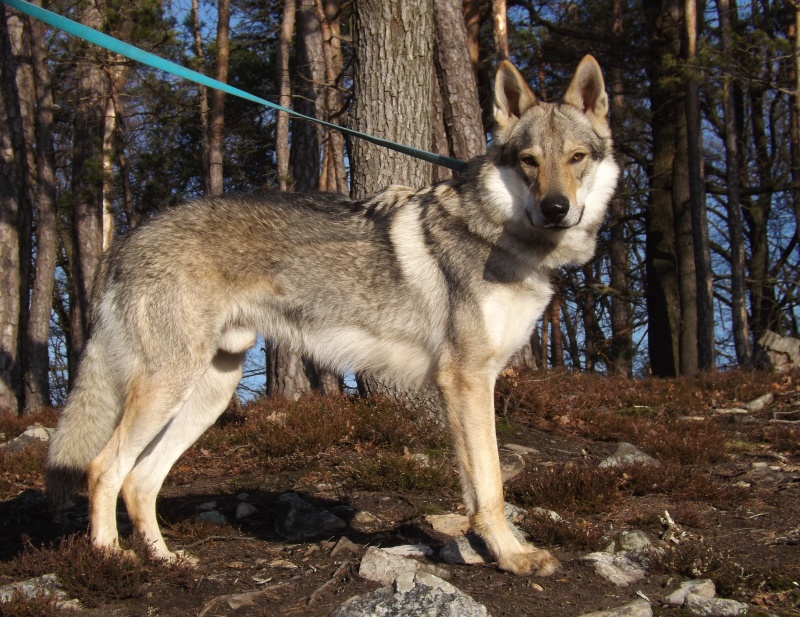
494;61;537;129
563;55;609;124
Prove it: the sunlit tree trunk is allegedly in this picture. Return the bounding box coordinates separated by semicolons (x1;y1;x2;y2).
492;0;508;62
276;0;295;191
69;0;108;383
208;0;230;196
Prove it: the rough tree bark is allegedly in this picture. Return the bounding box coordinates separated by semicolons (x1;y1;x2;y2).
276;0;295;191
718;0;752;366
0;5;28;413
684;0;714;370
608;0;632;376
350;0;440;412
23;3;58;412
208;0;230;196
69;0;108;382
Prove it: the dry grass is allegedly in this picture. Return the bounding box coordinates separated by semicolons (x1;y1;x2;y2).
0;442;47;501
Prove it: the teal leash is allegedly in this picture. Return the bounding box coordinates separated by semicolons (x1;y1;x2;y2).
1;0;469;173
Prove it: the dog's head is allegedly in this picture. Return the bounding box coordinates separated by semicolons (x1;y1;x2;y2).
485;56;618;235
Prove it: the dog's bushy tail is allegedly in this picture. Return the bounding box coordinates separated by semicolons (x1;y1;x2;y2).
46;339;121;512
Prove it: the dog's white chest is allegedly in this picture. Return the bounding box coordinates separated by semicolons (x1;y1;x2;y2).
481;279;553;370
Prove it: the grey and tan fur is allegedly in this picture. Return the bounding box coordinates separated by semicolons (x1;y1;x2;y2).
47;56;618;576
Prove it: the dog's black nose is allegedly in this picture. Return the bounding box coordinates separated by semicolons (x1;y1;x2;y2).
540;195;570;223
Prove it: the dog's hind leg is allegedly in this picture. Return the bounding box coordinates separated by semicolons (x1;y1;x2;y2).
120;350;245;561
437;360;559;577
86;368;209;556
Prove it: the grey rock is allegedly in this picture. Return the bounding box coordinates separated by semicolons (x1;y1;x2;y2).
531;507;563;522
577;599;653;617
0;573;68;603
275;492;347;541
598;442;659;468
439;534;492;565
426;513;470;537
0;426;55;453
614;530;652;553
381;544;433;558
358;546;448;585
330;536;360;558
235;502;258;520
503;443;540;455
582;551;647;586
684;594;749;616
745;392;774;412
665;579;716;606
500;452;526;483
196;501;217;511
197;510;229;525
331;572;488;617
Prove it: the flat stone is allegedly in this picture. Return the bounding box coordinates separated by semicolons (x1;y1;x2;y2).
577;599;653;617
503;443;540;455
331;572;487;617
614;530;652;553
0;573;66;603
583;551;647;587
598;442;659;468
745;392;774;412
426;513;470;537
358;546;448;585
197;510;229;526
500;452;526;482
382;544;434;558
439;534;492;565
330;536;360;558
531;507;563;522
235;502;258;519
684;594;749;616
665;579;716;606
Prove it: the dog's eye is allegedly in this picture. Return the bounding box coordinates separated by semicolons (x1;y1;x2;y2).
572;152;587;163
520;155;538;168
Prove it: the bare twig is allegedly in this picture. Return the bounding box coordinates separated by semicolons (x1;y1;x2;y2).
307;559;351;606
182;535;258;549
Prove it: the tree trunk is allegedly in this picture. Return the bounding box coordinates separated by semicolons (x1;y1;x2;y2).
350;0;439;412
790;1;800;250
0;5;28;413
684;0;714;370
276;0;295;191
208;0;230;196
645;0;682;377
69;0;107;382
608;0;632;376
23;4;58;412
350;0;434;195
492;0;509;62
433;0;485;162
718;0;752;366
191;0;212;195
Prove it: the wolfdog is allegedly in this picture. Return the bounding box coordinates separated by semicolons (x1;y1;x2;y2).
47;56;618;576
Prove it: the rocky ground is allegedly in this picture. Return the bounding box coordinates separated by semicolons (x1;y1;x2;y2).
0;368;798;616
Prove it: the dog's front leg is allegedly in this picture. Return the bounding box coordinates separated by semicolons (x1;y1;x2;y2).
437;361;559;576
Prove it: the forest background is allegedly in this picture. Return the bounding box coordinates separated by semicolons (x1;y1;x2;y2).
0;0;798;414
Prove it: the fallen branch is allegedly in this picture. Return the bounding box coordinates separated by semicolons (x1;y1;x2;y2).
308;559;351;606
183;535;258;549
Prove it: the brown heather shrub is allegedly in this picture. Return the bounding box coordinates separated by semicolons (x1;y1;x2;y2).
651;542;753;599
507;464;623;517
499;367;788;424
195;395;448;465
522;515;607;551
345;451;458;494
2;535;193;609
0;442;47;500
0;592;74;617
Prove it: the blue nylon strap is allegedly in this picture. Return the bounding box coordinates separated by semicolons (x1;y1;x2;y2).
1;0;469;173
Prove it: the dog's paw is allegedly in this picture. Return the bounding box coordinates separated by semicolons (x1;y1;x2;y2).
173;549;199;567
498;545;559;576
